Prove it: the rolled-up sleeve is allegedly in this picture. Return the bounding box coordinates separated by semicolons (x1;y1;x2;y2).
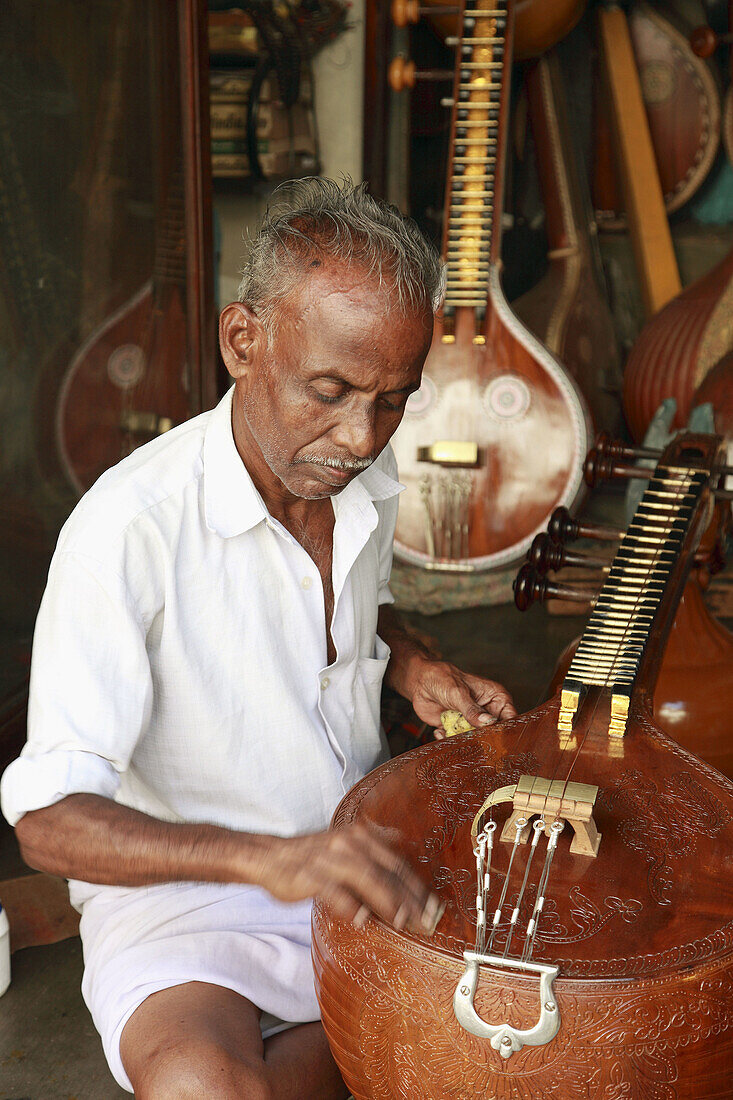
1;549;153;826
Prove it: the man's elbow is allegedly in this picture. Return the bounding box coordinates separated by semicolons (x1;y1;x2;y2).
14;805;65;873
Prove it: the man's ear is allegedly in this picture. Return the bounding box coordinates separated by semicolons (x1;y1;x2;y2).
219;302;266;380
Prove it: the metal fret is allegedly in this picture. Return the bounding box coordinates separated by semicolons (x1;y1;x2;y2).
559;460;707;702
458;86;501;94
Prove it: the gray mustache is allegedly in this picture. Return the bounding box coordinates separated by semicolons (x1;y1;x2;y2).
302;455;374;472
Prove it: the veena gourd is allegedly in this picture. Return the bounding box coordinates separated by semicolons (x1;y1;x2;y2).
313;431;733;1098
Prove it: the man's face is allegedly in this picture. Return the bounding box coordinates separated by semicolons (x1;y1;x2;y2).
231;263;434;500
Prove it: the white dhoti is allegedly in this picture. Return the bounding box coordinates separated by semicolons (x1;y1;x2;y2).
74;880;318;1092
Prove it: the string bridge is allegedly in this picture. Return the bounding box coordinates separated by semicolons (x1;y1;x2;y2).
472;773;601;857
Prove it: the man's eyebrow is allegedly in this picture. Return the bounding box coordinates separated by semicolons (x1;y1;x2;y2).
308;372;419;394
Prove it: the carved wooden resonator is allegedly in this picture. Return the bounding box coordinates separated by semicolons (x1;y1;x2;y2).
312;430;733;1099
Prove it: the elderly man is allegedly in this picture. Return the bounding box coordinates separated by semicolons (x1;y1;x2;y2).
1;179;514;1098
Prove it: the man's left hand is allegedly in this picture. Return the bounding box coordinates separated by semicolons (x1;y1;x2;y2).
409;659;517;737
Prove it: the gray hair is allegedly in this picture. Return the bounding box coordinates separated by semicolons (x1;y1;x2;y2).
237;177;445;325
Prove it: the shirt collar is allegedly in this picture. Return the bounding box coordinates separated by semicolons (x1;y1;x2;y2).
203;386;403;538
203;388;269;538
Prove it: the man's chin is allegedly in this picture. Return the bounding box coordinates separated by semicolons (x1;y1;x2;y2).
280;468;353;500
288;462;359;497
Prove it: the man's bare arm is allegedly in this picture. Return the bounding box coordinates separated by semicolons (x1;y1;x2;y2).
378;604;517;728
15;793;442;934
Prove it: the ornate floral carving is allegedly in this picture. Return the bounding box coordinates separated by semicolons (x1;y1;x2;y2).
538;887;643;944
600;770;726;905
313;900;733;1099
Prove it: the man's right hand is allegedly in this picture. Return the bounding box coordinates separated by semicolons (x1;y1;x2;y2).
259;826;443;936
14;795;443;936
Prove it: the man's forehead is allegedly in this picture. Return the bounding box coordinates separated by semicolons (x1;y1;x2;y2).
282;257;427;327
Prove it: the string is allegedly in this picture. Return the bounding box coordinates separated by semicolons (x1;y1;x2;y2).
423;0;505;557
547;462;697;813
470;456;704;960
502;462;700;958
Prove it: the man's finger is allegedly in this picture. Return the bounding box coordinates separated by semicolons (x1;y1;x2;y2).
456;687;516;727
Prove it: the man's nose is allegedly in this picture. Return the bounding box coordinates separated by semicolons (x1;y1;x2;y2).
332;403;377;459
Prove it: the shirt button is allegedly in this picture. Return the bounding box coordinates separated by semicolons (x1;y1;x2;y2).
321;677;330;690
301;576;312;589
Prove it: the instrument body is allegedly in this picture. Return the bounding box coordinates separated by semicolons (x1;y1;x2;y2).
623;248;733;440
392;0;589;571
313;704;733;1097
593;1;720;231
314;434;733;1097
393;288;589;570
421;0;587;60
56;279;190;493
55;0;198;493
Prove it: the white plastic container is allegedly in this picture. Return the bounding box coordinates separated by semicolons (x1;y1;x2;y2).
0;903;10;996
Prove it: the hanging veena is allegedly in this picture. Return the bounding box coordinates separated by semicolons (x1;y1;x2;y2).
390;0;590;572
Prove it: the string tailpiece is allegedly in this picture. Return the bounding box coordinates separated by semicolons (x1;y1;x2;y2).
454;773;599;1057
454;954;560;1058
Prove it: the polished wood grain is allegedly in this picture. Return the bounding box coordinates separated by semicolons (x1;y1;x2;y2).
622;248;733;441
548;575;733;780
314;433;733;1097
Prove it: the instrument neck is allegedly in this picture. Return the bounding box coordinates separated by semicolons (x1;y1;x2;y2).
441;0;513;318
153;166;186;291
562;434;722;717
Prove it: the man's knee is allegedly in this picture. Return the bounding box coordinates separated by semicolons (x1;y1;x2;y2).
130;1036;274;1100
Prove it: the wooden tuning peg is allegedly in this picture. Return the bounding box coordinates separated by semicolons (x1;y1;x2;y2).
388;56;453;91
513;563;598;611
527;534;610;575
391;0;460;26
593;431;660;463
547;507;623;545
689;25;733;58
583;446;653;488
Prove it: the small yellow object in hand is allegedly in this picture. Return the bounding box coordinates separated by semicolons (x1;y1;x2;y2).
440;710;475;737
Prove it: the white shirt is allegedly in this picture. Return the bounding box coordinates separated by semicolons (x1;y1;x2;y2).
1;387;401;872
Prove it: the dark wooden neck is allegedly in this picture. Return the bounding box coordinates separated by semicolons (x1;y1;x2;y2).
441;0;513;318
528;52;594;263
153;167;186;290
562;434;723;719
